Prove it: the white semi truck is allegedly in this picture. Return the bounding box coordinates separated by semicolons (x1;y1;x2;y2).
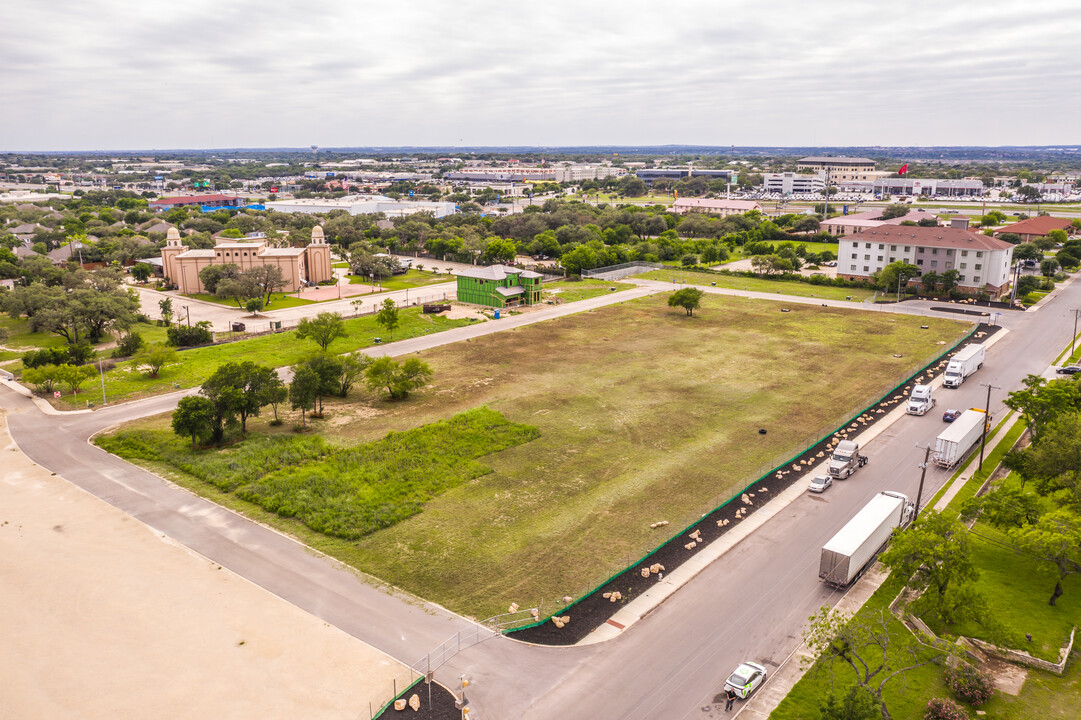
906;384;936;415
943;344;985;388
819;491;915;588
933;409;989;468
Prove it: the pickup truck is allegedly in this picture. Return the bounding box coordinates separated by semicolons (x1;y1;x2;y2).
828;440;868;479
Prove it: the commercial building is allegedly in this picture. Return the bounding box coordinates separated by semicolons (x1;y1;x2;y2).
150;194;239;210
264;194;457;218
838;226;1014;297
456;265;543;308
162;226;333;294
872;178;984;197
764;172;825;195
671;198;761;216
796;157;878;183
992;216;1075;242
636;168;735;185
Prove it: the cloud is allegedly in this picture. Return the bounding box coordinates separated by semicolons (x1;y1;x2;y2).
2;0;1079;150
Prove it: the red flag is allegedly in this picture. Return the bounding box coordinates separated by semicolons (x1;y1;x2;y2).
898;164;909;175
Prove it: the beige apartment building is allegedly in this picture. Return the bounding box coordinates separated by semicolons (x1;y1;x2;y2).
796;157;879;183
162;226;333;294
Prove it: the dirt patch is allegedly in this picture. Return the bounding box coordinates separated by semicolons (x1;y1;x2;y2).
508;324;1001;645
378;680;460;719
984;656;1028;696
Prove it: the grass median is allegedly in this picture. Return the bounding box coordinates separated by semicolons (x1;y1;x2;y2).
638;268;876;302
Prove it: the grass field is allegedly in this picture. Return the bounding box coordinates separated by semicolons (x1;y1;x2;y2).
639;269;876;301
543;279;635;303
101;293;965;619
183;292;314;309
54;309;474;406
347;269;455;290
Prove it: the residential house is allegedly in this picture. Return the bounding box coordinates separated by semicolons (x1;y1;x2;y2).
456;265;543;308
992;216;1075;243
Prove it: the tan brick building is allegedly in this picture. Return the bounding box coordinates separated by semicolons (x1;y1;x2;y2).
162;226;333;294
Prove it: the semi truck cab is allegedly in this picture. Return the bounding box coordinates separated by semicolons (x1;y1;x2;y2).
828;440;868;479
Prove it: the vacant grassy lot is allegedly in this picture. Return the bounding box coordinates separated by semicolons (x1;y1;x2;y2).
347;269;454;291
183;292;314;309
639;268;876;301
101;293;965;620
543;278;635;303
54;309;474;406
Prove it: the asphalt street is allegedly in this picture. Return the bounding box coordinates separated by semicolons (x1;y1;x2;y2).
3;276;1076;719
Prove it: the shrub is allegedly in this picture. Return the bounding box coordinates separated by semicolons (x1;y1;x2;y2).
22;347;69;369
925;697;968;720
945;663;994;706
66;342;94;366
167;321;213;347
112;332;145;358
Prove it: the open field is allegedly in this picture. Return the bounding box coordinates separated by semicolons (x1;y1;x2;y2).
50;309;474;406
638;268;877;301
101;293;966;620
347;269;454;290
183;291;314;309
543;278;635;303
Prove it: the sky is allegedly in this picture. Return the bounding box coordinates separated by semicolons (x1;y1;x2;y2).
2;0;1080;151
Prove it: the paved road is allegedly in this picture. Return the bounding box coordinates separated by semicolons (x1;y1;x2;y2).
4;275;1076;718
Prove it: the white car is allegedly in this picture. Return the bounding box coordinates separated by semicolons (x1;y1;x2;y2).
808;475;833;493
724;661;767;699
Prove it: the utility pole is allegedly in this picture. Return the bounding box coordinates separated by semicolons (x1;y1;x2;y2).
1071;308;1081;361
915;443;932;519
823;169;831;218
978;382;1000;470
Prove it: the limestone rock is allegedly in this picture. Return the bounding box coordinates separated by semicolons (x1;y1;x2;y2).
409;693;420;711
394;699;407;711
650;520;669;529
562;596;573;603
641;567;651;578
508;602;519;613
685;542;696;550
603;592;612;599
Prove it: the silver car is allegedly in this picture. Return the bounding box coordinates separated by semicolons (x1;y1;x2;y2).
808;475;833;493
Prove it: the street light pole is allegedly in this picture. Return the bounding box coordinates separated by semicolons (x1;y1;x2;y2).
1071;308;1081;361
98;357;106;406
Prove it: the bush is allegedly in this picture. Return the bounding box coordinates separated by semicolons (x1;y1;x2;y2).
66;342;94;366
22;347;69;369
167;321;214;347
112;332;145;358
925;697;968;720
945;663;994;706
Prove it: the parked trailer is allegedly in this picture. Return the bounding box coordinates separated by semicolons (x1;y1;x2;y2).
932;409;988;468
820;491;915;588
943;344;985;388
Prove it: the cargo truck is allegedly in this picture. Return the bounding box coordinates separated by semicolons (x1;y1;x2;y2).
819;491;915;588
943;344;985;388
933;409;988;468
906;384;936;415
828;440;868;479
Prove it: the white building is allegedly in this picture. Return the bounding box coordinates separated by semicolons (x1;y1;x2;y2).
671;198;762;216
264;194;457;218
764;172;825;195
838;226;1014;297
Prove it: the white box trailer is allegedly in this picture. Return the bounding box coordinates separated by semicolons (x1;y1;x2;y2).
933;409;988;468
820;491;915;588
943;344;985;388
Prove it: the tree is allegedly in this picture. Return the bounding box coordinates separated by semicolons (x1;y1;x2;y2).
920;271;940;293
376;299;400;339
201;360;278;435
1003;374;1081;442
1016;185;1042;201
265;375;288;425
54;363;96;395
938;269;961;294
667;288;704;317
879;204;910;220
875;262;920;294
880;510;979;624
171;395;216;449
130;343;177;378
483;238;517;263
802;607;943;720
245;297;264;314
131;263;153;283
1008;508;1081;606
216;274;262;308
295;312;347;351
818;686;879;720
365;356;432;400
297;352;343;415
198;263;238;295
1012;243;1043;263
245;265;287;306
337;353;371;397
289;365;320;428
158;297;174;326
1041;258;1060;277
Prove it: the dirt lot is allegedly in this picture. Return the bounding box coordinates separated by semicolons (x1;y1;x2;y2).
0;410;405;720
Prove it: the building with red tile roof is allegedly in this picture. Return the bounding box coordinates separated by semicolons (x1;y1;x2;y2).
992;215;1074;242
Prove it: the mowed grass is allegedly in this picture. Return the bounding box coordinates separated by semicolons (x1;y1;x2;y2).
100;293;966;620
57;309;474;406
347;269;455;290
183;292;314;309
639;268;876;301
543;279;635;303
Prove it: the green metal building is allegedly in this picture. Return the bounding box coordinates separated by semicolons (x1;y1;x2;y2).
456;265;543;308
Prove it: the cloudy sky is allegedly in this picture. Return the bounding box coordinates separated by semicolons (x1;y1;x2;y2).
2;1;1079;151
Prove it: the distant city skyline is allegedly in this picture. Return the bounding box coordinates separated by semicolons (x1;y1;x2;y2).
2;1;1079;152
